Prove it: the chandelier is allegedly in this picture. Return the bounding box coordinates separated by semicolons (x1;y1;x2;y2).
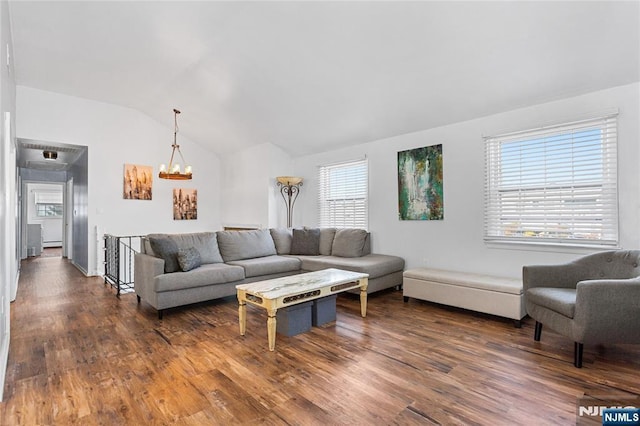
159;108;192;180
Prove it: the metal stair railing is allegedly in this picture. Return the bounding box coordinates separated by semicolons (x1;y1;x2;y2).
103;234;142;296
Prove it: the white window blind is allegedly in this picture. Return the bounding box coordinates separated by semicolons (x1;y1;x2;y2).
484;114;618;247
35;191;63;204
318;159;368;230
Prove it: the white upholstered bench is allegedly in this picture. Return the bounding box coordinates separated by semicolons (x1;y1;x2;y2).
402;268;525;327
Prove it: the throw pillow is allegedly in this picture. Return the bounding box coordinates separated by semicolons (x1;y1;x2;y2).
331;228;368;258
148;237;181;273
290;228;321;255
270;228;293;255
318;228;337;255
177;247;202;272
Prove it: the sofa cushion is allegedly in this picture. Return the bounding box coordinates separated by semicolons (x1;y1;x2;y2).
362;233;372;255
177;247;202;272
290;228;321;255
526;287;577;318
319;228;337;255
270;228;293;255
154;263;245;293
142;237;155;256
217;229;277;262
148;237;181;273
298;254;404;280
145;233;174;256
147;232;223;264
168;232;223;264
331;229;368;258
403;268;523;295
227;255;301;278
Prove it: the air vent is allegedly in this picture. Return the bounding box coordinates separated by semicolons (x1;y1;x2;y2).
21;142;81;154
25;160;69;171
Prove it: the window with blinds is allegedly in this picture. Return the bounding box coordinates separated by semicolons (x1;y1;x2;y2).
35;191;63;204
318;159;368;230
35;191;64;217
484;114;618;247
36;204;63;217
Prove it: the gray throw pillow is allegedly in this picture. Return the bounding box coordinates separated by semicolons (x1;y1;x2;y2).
148;237;180;273
331;228;368;258
270;228;293;255
177;247;202;272
319;228;337;255
290;228;320;255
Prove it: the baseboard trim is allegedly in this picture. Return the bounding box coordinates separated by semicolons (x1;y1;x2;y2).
71;261;89;276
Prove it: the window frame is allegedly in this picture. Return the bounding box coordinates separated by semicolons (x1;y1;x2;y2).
317;158;369;230
483;114;619;248
36;203;63;218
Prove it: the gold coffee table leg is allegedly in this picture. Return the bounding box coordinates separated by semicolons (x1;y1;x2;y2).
238;297;247;335
360;278;368;317
267;308;277;351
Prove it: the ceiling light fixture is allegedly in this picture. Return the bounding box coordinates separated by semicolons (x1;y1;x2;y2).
43;150;58;160
159;108;192;180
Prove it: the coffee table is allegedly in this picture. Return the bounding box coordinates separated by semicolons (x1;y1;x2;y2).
236;268;369;351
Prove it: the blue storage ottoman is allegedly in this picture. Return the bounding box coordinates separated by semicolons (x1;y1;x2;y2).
276;301;313;336
312;295;337;326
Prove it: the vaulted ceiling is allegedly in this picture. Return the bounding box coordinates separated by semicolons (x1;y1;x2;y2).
9;1;640;157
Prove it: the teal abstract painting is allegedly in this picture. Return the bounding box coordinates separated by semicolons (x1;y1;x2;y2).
398;144;444;220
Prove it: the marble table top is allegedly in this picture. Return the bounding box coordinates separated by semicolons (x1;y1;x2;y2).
236;268;368;300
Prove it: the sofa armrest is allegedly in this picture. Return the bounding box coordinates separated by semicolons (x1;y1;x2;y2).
523;262;585;291
573;277;640;343
134;253;164;302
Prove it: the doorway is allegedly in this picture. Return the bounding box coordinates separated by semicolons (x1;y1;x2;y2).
16;139;87;267
23;182;65;258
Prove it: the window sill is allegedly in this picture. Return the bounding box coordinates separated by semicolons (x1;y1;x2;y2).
484;240;620;255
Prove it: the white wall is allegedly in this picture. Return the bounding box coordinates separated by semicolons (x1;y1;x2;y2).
13;78;640;282
0;0;17;402
16;86;222;276
267;144;296;229
295;83;640;278
220;142;293;229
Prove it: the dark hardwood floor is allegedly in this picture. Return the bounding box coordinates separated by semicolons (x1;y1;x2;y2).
39;247;62;258
1;256;638;424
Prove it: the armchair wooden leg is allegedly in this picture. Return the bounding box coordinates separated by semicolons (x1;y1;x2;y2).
574;342;583;368
136;295;141;304
534;321;542;341
158;310;164;320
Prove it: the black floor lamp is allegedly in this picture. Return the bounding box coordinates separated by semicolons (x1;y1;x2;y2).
276;176;303;228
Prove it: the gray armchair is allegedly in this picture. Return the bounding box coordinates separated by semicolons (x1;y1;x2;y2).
523;250;640;367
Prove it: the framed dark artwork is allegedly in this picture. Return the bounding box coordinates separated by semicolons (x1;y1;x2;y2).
397;144;444;220
123;164;153;200
173;188;198;220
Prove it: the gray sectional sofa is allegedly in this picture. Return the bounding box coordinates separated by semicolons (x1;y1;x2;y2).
134;228;405;318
